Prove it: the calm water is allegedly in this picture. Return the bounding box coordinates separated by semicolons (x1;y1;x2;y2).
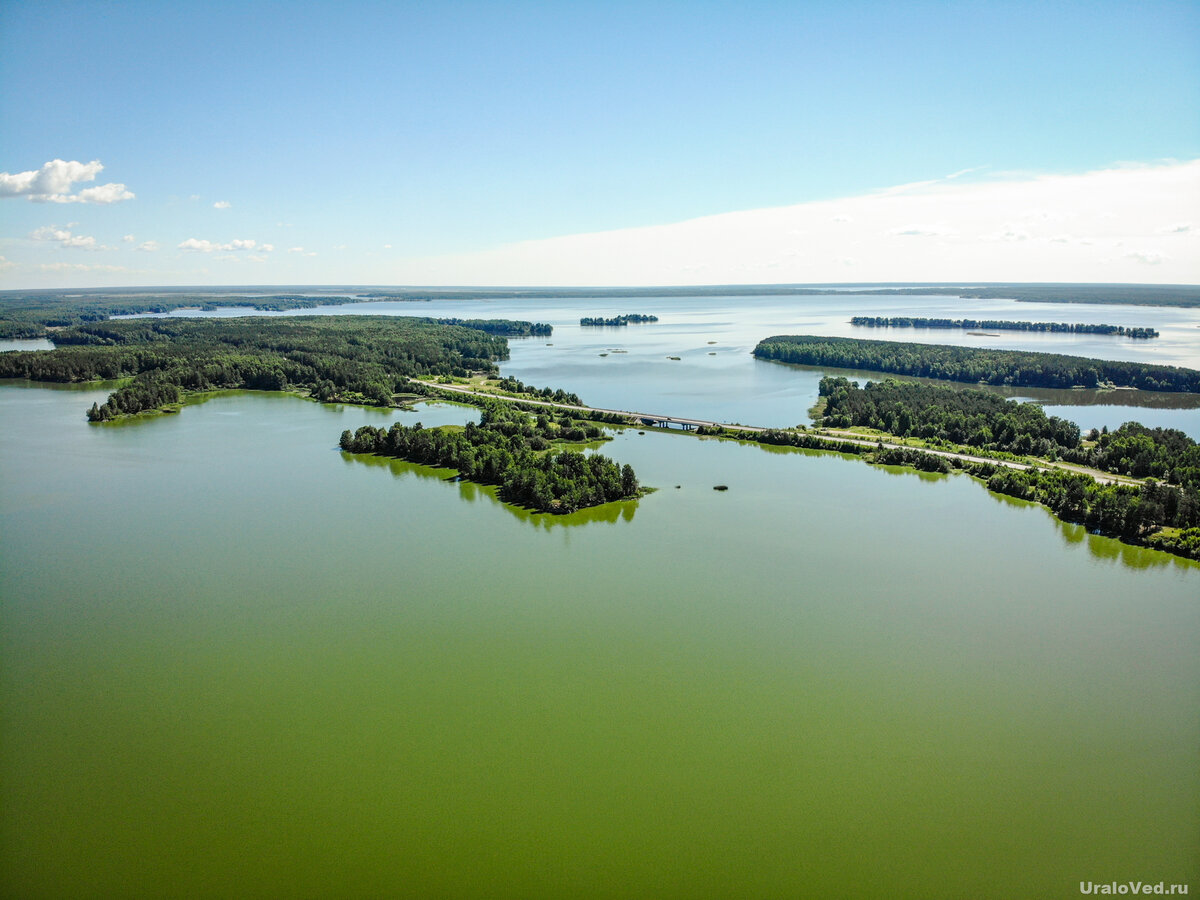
2;380;1198;898
115;291;1200;437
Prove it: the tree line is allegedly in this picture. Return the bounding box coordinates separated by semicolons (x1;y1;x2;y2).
339;402;640;513
850;316;1158;339
753;334;1200;392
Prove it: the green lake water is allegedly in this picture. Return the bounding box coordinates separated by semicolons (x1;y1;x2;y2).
2;383;1197;898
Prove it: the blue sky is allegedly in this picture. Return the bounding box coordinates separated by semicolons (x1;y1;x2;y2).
1;0;1197;287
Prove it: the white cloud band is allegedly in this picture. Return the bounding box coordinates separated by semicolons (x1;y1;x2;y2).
0;159;134;204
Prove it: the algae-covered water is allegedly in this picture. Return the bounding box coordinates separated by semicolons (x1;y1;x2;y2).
2;382;1197;898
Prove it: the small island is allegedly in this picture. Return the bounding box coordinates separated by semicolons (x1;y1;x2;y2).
580;314;659;326
850;316;1158;339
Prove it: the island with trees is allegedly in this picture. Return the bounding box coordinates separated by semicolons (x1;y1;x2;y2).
850;316;1158;339
340;401;642;513
753;334;1200;392
580;314;659;326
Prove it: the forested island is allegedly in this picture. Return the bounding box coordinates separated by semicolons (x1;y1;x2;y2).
753;335;1200;392
850;316;1158;338
580;314;659;326
340;402;641;513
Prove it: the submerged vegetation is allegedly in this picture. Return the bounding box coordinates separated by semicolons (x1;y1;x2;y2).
753;334;1200;392
850;316;1158;339
340;402;641;513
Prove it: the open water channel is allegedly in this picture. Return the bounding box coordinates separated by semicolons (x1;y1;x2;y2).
2;291;1198;897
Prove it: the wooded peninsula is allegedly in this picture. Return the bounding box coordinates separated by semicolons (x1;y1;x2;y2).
850;316;1158;339
753;334;1200;392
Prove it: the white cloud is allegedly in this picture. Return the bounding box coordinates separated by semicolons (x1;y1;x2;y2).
259;243;274;252
123;234;135;243
1156;222;1192;234
831;214;853;223
31;225;103;250
69;183;135;204
178;238;219;252
178;237;263;252
213;200;231;209
136;240;160;252
0;159;133;203
0;256;15;271
389;159;1200;285
287;246;306;253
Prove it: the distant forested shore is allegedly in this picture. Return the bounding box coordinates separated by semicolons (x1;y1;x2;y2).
753;334;1200;392
0;292;550;339
5;281;1195;340
850;316;1158;338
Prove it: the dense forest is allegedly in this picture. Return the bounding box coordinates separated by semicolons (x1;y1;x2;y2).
850;316;1158;338
753;335;1200;392
579;314;659;326
0;316;512;418
816;377;1083;455
339;402;640;513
